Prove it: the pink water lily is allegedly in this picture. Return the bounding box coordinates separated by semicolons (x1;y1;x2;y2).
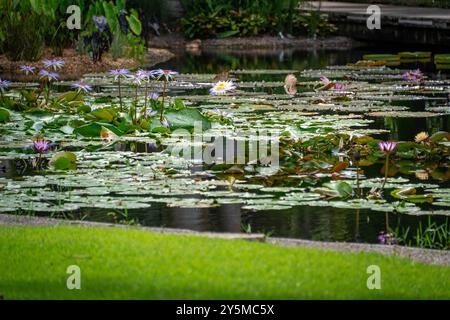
378;141;398;153
320;76;331;85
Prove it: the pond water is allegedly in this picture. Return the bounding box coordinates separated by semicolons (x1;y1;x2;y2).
1;43;449;247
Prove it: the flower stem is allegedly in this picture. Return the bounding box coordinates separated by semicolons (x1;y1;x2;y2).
160;80;168;121
118;77;123;112
382;153;390;190
356;162;361;198
143;82;149;120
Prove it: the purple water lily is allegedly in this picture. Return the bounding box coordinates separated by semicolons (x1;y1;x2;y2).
146;109;158;117
402;69;423;82
0;79;11;93
93;15;108;32
110;68;130;79
136;69;154;79
19;65;36;75
42;59;65;71
72;82;93;93
378;141;398;153
213;108;233;119
128;73;146;85
148;92;159;100
378;232;396;245
161;118;170;128
39;70;59;81
151;69;178;81
32;139;51;154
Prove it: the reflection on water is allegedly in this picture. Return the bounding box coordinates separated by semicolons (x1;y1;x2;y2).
2;45;449;246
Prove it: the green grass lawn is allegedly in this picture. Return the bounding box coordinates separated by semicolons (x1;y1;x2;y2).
0;225;449;300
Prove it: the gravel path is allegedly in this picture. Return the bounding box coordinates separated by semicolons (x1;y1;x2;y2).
1;214;449;266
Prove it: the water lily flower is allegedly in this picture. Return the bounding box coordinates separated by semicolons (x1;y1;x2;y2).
212;108;233;118
378;232;396;245
128;73;146;86
334;82;345;90
32;139;51;154
39;70;59;81
161;118;170;128
71;82;93;93
151;69;178;81
42;59;65;71
19;65;36;75
93;15;108;32
402;69;423;82
320;75;344;90
136;69;154;80
320;76;331;85
0;79;11;93
378;141;398;153
109;68;130;79
414;132;429;143
210;80;236;95
146;109;158;117
148;92;159;100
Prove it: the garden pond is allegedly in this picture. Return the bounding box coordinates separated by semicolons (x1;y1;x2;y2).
1;45;449;248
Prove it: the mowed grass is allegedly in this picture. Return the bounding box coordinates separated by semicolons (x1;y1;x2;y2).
0;226;449;300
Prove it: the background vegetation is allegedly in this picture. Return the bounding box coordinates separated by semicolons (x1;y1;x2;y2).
0;0;144;62
180;0;337;39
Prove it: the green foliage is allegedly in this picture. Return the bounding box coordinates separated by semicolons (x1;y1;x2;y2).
0;107;10;123
1;226;449;299
180;0;337;39
49;151;77;170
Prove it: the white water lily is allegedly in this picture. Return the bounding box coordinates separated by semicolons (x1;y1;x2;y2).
210;80;236;95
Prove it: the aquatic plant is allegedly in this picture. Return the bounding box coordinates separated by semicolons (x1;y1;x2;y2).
0;79;11;97
210;80;237;95
42;59;65;71
284;74;297;95
151;69;178;121
19;65;36;75
378;231;396;245
128;72;147;124
415;131;429;144
319;76;345;90
71;82;93;94
38;70;59;106
378;141;398;189
136;70;154;119
32;139;51;154
402;69;423;82
110;69;130;111
93;16;108;33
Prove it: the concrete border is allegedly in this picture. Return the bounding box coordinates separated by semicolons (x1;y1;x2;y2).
1;214;449;266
